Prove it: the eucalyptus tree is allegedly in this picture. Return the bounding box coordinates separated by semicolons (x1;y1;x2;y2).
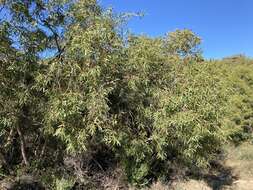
0;0;73;167
0;0;235;187
38;0;126;153
165;29;203;61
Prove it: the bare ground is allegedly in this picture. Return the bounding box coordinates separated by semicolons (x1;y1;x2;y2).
167;143;253;190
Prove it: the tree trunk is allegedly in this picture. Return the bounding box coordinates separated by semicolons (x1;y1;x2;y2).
16;126;29;167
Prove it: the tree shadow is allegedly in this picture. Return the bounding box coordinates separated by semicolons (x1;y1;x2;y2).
200;161;238;190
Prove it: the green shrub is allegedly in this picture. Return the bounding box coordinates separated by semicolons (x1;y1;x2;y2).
55;178;75;190
1;0;253;188
220;58;253;144
41;30;231;184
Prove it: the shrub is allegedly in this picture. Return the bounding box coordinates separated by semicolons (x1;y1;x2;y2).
220;57;253;144
1;0;252;188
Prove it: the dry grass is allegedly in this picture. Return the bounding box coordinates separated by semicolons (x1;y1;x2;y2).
144;143;253;190
68;142;253;190
220;142;253;190
224;143;253;179
170;180;211;190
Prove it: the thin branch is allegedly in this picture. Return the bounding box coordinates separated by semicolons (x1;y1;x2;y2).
4;128;15;148
39;18;63;55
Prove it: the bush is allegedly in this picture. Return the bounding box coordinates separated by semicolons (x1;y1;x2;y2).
117;40;231;183
1;0;253;188
220;57;253;144
41;32;231;185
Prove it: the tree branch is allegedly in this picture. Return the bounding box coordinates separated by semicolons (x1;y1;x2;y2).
40;18;63;56
16;126;29;167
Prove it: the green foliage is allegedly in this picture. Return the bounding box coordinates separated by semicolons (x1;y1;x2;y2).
165;29;202;60
220;57;253;144
118;40;230;183
0;0;253;188
37;1;125;153
55;178;75;190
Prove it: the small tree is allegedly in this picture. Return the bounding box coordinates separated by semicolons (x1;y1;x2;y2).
0;1;235;187
0;0;74;167
165;29;203;61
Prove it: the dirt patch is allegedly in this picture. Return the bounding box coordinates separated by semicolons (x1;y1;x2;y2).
170;179;211;190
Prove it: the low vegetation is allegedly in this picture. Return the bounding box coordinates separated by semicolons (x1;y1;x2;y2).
0;0;253;189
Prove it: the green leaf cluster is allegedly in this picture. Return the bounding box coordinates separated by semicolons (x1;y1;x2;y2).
0;0;253;187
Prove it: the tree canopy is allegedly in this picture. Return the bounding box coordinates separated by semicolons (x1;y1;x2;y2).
0;0;252;189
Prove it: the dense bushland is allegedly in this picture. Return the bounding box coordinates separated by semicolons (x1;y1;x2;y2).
0;0;253;189
221;56;253;143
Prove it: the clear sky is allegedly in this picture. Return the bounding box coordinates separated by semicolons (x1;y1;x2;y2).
99;0;253;59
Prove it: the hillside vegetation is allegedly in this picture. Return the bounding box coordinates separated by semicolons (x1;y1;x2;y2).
0;1;253;189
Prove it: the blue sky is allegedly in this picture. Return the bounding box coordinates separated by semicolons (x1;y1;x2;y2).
99;0;253;59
